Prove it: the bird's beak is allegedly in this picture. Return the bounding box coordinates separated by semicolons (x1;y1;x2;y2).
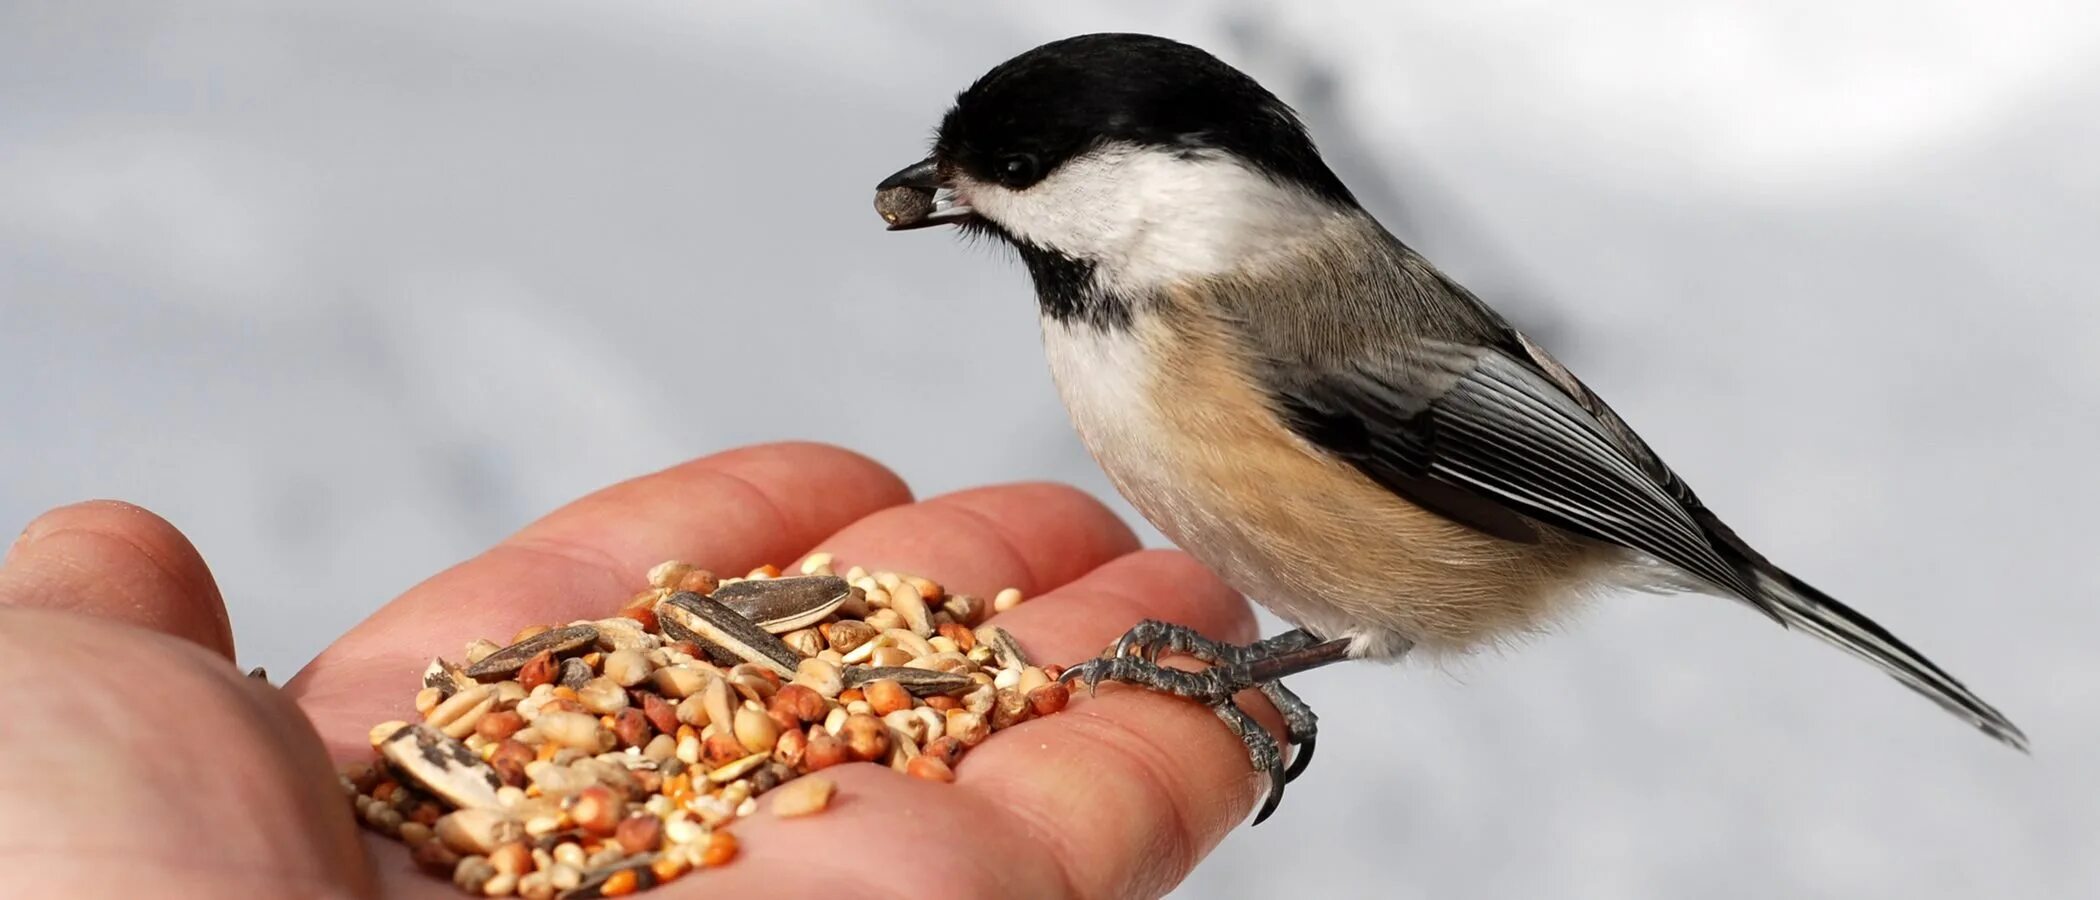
875;156;976;231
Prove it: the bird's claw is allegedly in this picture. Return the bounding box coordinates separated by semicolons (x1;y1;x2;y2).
1262;681;1320;782
1057;622;1327;823
1109;618;1235;665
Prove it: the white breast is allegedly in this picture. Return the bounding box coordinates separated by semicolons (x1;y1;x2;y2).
1040;319;1164;470
1042;316;1227;550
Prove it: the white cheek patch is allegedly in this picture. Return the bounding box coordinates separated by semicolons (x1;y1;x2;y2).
962;144;1339;293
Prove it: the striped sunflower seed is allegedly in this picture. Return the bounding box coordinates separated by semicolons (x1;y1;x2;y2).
655;593;800;678
465;624;600;682
378;723;504;811
841;666;977;697
708;576;851;634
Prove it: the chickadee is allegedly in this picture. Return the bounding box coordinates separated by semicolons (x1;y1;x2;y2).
875;32;2025;823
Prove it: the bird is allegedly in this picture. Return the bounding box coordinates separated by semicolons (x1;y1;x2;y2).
871;32;2026;824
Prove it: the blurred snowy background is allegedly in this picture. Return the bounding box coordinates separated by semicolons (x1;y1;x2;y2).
4;1;2096;897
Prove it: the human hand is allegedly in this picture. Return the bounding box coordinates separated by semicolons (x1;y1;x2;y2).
1;443;1277;898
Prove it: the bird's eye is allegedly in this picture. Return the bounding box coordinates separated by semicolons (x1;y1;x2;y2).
995;153;1040;187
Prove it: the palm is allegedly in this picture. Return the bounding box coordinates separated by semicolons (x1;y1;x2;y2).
0;444;1277;899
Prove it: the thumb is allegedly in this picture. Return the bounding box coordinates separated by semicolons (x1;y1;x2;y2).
0;500;235;660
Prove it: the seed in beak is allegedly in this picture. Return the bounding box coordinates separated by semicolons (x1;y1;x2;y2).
875;184;936;227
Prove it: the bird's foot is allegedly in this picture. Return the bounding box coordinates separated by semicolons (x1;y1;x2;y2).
1059;621;1349;825
1104;621;1326;781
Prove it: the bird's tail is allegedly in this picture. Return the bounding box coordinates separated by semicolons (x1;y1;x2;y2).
1753;567;2028;750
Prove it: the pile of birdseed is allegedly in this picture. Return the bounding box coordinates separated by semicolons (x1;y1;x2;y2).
340;554;1064;898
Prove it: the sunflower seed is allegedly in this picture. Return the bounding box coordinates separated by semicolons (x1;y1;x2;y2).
653;610;740;668
656;593;799;678
875;183;936;227
422;657;478;697
379;723;504;811
708;576;851;634
841;666;976;697
977;625;1030;670
465;625;600;682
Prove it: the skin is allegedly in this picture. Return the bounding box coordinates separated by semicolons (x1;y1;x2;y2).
0;442;1280;899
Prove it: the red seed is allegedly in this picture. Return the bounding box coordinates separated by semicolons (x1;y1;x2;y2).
475;710;527;743
936;622;976;651
622;607;659;633
802;729;848;772
640;692;680;734
676;569;719;594
614;814;663;854
517;650;558;690
768;684;826;724
611;708;652;748
1027;683;1069;716
488;740;533;787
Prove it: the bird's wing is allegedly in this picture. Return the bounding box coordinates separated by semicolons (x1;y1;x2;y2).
1265;335;1764;605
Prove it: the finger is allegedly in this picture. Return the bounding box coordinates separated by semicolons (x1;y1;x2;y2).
970;550;1270;899
289;442;913;754
799;481;1139;599
0;500;233;659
